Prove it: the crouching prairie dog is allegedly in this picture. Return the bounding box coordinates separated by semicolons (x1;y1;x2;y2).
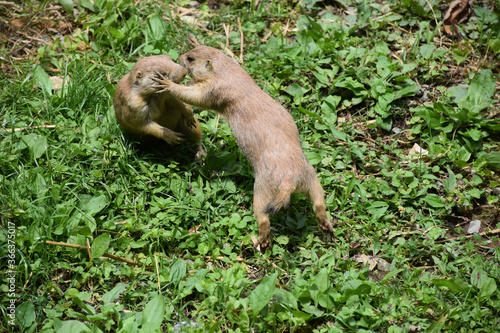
154;42;335;250
113;55;205;160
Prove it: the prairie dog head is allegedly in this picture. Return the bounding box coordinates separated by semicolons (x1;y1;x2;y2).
178;47;215;82
178;46;240;82
130;55;187;95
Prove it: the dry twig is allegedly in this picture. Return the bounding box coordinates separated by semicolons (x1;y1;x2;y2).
237;17;244;63
42;240;140;266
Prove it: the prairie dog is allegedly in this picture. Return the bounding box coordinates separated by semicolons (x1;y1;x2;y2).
154;44;334;250
113;55;204;159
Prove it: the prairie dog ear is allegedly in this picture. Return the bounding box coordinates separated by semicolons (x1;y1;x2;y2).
205;59;212;71
188;33;200;48
135;71;143;79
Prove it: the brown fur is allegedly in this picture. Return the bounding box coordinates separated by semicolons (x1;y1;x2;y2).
154;46;334;250
113;55;204;159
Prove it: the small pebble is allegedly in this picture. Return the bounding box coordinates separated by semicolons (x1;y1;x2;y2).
174;321;198;332
376;258;391;272
467;219;481;234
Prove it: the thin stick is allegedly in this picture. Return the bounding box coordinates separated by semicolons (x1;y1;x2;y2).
222;23;231;50
283;19;290;38
237;17;244;63
0;125;58;133
28;108;45;128
154;254;161;293
417;265;437;270
86;238;92;261
437;228;500;243
42;240;139;266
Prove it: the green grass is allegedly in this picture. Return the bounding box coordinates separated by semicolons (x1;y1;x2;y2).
1;0;500;332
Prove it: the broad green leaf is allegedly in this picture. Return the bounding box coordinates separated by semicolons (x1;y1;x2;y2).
91;233;111;259
273;288;297;309
297;107;322;120
80;0;97;11
422;194;446;208
17;301;36;330
468;69;495;107
170;259;187;284
22;133;48;159
335;77;366;94
103;283;128;304
321;95;341;116
394;83;419;99
304;151;322;166
340;280;371;302
147;14;165;40
478;277;497;300
443;168;456;193
119;316;138;333
302;304;324;317
108;27;125;40
426;315;446;333
34;173;49;196
314;268;329;293
285;83;304;97
448;85;468;104
83;195;109;215
142;294;165;330
380;269;404;285
469;188;482;199
367;201;389;220
318;294;335;309
292;310;312;321
56;320;93;333
102;14;118;27
330;127;346;141
170;174;187;199
72;296;96;315
58;0;73;14
456;146;471;162
420;44;436;59
249;272;278;316
33;65;52;94
198;242;209;255
265;36;281;57
409;0;428;16
463;128;482;141
476;151;500;170
432;278;471;295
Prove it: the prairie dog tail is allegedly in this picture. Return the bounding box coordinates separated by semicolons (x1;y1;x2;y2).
264;184;293;215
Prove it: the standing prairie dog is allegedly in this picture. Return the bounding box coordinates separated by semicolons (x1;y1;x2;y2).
113;55;205;160
154;41;335;250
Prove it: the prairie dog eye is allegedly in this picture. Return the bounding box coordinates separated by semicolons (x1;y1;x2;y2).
186;56;195;62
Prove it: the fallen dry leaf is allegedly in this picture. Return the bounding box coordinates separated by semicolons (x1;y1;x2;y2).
50;76;71;90
189;224;202;233
355;254;378;270
443;0;473;36
11;19;25;29
408;143;429;161
76;41;89;52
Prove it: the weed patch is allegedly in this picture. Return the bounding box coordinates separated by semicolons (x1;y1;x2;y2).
1;0;499;332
